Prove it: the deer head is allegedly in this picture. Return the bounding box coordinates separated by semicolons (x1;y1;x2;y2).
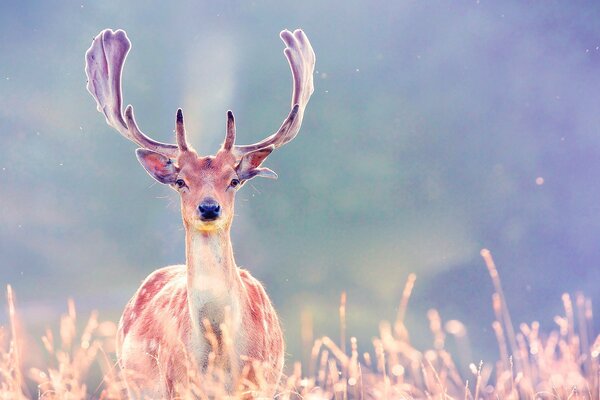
85;29;315;232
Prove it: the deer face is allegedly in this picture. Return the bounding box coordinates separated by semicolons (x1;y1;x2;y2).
136;142;274;233
174;151;238;231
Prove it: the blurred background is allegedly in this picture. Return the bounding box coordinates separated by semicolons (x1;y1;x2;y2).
1;0;600;370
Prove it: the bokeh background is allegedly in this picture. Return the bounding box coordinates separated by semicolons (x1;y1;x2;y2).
2;0;600;369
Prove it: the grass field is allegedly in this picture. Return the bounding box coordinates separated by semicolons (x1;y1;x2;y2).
1;249;598;399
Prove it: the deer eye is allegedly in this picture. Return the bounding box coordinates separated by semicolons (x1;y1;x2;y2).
230;178;240;188
175;179;187;189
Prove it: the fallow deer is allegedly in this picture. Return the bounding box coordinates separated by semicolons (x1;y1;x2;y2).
85;28;315;398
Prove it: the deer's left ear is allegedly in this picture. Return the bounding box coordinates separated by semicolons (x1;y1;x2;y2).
135;148;179;184
235;145;278;181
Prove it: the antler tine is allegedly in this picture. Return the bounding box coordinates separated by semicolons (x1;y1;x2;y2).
85;29;179;158
223;110;236;151
231;29;315;159
175;108;189;151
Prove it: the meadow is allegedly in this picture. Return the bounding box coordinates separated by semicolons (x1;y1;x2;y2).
1;249;597;399
2;2;600;399
3;2;600;396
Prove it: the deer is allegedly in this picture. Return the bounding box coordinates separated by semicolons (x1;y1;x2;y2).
84;28;315;398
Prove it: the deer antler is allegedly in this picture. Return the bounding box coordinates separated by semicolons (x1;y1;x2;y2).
230;29;315;159
85;29;180;158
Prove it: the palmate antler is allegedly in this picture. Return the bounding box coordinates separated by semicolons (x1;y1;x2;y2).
229;29;316;160
85;29;315;159
85;30;180;158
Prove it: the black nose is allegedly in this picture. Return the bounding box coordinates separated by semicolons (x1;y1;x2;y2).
198;198;221;221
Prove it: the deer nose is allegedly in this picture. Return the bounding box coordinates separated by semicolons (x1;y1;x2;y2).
198;198;221;221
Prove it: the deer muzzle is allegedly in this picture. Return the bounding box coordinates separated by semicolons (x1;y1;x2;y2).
198;198;221;221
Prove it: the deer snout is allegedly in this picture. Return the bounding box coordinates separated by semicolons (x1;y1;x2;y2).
198;198;221;221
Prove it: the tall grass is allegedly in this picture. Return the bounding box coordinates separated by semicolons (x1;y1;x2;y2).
1;250;598;399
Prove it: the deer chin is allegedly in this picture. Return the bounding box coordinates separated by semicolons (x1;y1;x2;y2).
189;218;226;233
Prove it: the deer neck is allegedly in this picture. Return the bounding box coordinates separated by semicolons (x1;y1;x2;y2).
185;227;239;293
185;228;241;335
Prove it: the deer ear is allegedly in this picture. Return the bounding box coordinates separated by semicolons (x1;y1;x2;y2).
235;145;278;181
135;148;179;184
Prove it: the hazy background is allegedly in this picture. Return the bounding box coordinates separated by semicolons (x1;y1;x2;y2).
1;0;600;368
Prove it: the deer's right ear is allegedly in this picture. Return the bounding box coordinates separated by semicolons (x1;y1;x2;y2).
135;149;179;184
